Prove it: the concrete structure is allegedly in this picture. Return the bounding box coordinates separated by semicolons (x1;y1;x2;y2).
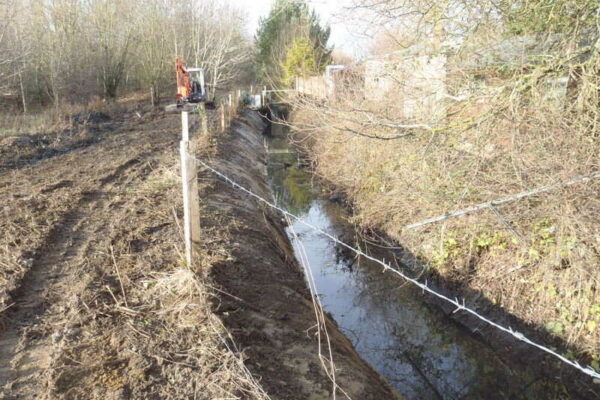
363;47;447;122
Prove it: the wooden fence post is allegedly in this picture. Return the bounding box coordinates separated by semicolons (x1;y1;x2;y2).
180;111;201;266
181;111;189;140
220;105;225;132
198;103;208;135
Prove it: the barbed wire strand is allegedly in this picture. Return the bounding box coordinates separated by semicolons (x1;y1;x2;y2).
194;156;600;381
285;212;353;400
404;171;600;230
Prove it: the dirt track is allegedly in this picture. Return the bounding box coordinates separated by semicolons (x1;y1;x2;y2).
0;105;186;398
0;104;399;399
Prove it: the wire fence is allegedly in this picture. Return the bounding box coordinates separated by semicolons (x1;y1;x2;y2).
285;212;351;400
193;154;600;381
404;171;600;230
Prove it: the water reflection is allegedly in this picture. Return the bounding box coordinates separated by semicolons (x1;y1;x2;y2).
265;122;556;400
267;151;312;215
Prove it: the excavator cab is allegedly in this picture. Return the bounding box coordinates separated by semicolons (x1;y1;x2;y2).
176;57;207;106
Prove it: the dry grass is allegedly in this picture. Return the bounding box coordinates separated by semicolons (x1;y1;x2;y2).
0;95;133;138
287;40;600;364
95;123;271;400
0;98;113;138
139;267;270;399
0;103;272;399
110;123;269;400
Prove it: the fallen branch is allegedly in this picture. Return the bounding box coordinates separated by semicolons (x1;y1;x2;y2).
332;125;418;140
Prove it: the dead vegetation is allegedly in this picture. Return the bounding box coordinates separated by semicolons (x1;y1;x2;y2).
0;101;271;399
286;5;600;370
0;0;253;111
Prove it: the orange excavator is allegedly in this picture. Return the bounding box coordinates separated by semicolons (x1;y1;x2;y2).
175;57;208;106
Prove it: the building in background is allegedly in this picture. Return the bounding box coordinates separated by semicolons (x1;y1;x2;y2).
363;46;447;122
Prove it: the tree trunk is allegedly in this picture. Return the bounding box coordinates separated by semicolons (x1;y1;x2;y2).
18;70;27;113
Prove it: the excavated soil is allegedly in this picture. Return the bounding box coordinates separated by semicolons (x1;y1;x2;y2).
0;103;400;399
200;112;400;399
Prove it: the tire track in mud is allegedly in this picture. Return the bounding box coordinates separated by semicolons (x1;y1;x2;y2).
0;157;143;399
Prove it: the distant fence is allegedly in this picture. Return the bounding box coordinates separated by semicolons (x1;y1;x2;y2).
294;55;447;123
295;76;328;99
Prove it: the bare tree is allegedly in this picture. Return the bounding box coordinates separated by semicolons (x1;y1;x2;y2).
0;0;30;110
186;1;252;94
134;0;173;105
86;0;137;99
0;1;14;93
0;0;251;108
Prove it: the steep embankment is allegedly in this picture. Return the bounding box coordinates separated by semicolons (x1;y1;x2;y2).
199;111;401;399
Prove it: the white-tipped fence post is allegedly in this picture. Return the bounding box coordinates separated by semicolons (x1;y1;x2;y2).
180;111;201;266
181;111;189;140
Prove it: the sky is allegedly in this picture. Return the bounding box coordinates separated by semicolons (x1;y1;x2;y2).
230;0;370;58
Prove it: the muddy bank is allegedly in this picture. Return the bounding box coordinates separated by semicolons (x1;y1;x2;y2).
200;111;401;399
0;101;399;399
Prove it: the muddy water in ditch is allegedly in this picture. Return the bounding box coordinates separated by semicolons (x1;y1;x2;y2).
265;122;557;400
